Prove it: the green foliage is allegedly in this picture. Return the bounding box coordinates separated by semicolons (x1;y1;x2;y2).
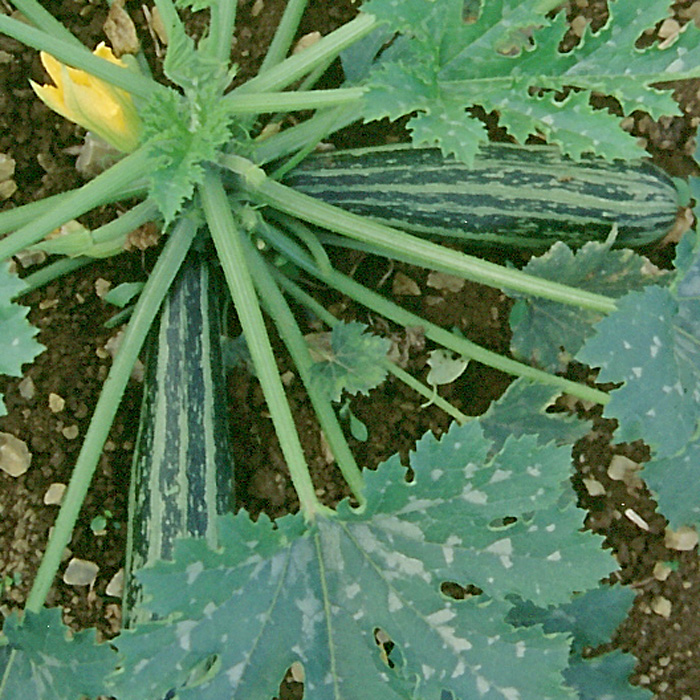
360;0;694;162
564;652;652;700
507;587;652;700
109;417;612;700
3;1;700;698
479;379;591;451
0;608;114;700
510;240;669;372
642;432;700;528
140;21;236;223
0;263;43;414
308;321;391;402
577;230;700;459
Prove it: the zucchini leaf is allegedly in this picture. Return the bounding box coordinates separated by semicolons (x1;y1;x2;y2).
0;608;114;700
564;652;652;700
507;587;651;700
642;432;700;529
111;418;614;700
359;0;700;162
479;378;591;451
0;263;44;415
308;321;391;402
576;230;700;460
509;240;668;372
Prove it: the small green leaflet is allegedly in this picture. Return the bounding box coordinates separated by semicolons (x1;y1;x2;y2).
0;263;43;415
0;608;114;700
577;230;700;459
308;321;391;402
426;349;468;387
509;240;668;372
111;419;613;700
360;0;700;162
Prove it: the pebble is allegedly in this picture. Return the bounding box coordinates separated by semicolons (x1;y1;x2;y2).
665;526;699;551
650;596;672;618
63;558;99;586
43;482;66;505
0;432;31;477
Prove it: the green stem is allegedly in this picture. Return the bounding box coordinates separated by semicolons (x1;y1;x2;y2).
259;0;309;73
273;271;469;424
15;258;94;298
228;13;376;97
269;106;352;180
9;0;83;48
224;154;617;313
32;200;159;258
199;169;327;519
250;103;363;165
205;0;237;64
0;180;148;236
0;148;152;261
225;88;365;114
258;220;611;406
384;361;469;424
24;209;199;613
152;0;185;46
240;235;366;504
0;15;162;100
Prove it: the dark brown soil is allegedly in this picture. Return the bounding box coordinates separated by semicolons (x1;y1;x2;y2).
1;1;699;698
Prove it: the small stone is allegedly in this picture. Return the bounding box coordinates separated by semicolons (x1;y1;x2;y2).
0;153;15;181
392;272;421;296
62;425;79;440
653;561;673;581
48;393;65;413
0;432;31;477
570;15;587;38
63;558;99;586
0;179;16;199
426;271;465;292
293;31;321;54
582;478;606;497
650;596;672;618
18;376;35;400
290;661;304;683
665;526;698;551
607;454;640;482
44;482;67;505
106;568;124;598
103;0;140;56
94;278;111;299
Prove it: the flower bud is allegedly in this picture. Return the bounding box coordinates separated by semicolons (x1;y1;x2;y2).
30;43;141;153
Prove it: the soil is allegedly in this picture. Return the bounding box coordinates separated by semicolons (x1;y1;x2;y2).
0;1;699;699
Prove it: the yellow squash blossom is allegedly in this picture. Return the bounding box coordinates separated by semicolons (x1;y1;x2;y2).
30;43;141;153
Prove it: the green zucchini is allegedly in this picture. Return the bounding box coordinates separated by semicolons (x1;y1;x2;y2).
123;249;234;627
284;143;680;248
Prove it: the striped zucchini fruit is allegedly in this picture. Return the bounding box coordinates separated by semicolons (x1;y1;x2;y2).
123;249;234;627
284;143;680;248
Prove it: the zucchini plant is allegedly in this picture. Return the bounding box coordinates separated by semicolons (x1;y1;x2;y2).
0;0;699;698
